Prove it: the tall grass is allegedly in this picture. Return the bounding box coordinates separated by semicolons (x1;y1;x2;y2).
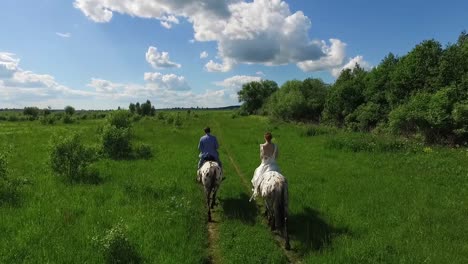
0;111;467;263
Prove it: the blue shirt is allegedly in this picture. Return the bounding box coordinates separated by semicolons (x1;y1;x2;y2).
198;133;219;159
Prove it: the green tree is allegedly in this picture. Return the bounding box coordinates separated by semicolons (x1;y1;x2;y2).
238;80;278;114
65;105;76;116
23;107;40;118
129;103;136;114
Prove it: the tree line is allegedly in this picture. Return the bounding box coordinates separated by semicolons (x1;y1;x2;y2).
238;31;468;145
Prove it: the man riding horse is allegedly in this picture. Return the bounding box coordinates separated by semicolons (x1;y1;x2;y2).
197;127;222;181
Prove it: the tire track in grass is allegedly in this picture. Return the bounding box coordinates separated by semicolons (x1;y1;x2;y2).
214;120;301;264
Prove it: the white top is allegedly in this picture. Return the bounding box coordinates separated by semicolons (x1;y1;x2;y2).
251;144;281;200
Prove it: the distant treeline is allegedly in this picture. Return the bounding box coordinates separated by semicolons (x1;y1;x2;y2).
237;31;468;145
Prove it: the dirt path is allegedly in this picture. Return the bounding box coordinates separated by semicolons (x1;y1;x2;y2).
206;210;222;264
211;119;300;263
224;148;302;264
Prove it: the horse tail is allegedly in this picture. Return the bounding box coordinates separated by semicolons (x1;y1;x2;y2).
207;163;217;190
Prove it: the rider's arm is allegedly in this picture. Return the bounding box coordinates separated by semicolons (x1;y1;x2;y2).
198;139;203;152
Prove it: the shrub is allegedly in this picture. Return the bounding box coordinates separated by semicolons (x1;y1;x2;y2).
173;114;182;127
0;152;7;180
93;221;141;264
7;115;18;122
63;114;75;124
0;152;22;206
101;124;132;159
65;105;76;116
301;125;337;137
132;114;141;122
134;144;152;159
156;112;166;120
107;110;132;129
50;134;98;182
23;107;40;119
325;133;416;153
165;115;174;125
40;115;56;125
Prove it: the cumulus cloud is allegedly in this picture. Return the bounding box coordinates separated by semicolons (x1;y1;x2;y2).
73;0;230;25
145;46;181;69
144;72;190;91
296;39;346;72
0;53;95;108
73;0;367;75
1;52;237;109
214;75;261;90
331;55;372;78
0;52;19;78
200;51;208;59
56;32;72;38
205;58;235;72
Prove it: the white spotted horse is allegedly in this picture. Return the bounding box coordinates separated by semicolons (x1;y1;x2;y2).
197;161;223;221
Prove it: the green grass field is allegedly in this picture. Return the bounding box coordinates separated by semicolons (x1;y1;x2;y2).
1;111;467;263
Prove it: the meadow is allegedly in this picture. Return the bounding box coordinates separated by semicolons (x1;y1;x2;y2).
1;111;467;263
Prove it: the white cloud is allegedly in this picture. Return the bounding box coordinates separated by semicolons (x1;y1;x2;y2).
145;46;181;69
200;51;208;59
214;75;261;91
205;58;235;72
144;72;190;91
296;39;346;72
0;52;19;78
331;55;372;78
73;0;367;75
160;15;179;29
256;71;264;76
87;78;124;93
56;32;72;38
0;52;238;109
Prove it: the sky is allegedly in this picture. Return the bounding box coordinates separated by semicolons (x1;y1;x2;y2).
0;0;467;110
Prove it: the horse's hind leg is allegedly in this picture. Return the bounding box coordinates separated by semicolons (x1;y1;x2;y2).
210;188;217;209
206;190;212;222
284;216;290;250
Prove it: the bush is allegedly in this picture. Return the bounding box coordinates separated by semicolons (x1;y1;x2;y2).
23;107;40;119
65;106;76;116
132;114;141;122
0;152;22;206
101;124;132;159
50;134;98;182
107;110;132;129
173;114;182;127
325;133;417;153
301;125;338;137
156;112;166;120
40;115;56;125
7;115;19;122
92;221;141;264
134;144;152;159
0;153;7;180
63;114;75;124
165;115;174;125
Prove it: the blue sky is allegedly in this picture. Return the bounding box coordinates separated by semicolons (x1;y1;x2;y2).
0;0;467;109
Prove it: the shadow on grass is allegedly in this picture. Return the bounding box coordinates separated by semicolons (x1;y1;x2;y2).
289;207;350;254
220;193;258;225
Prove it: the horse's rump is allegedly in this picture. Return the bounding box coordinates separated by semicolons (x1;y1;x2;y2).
198;161;222;190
